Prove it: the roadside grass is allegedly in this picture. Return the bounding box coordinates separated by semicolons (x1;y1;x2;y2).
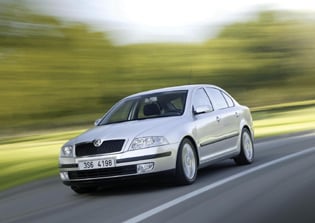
0;130;86;192
1;103;315;192
253;104;315;137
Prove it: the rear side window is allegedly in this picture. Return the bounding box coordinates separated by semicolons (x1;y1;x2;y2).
222;92;235;107
205;88;228;110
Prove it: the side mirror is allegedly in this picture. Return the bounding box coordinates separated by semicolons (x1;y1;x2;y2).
193;105;212;115
94;118;101;126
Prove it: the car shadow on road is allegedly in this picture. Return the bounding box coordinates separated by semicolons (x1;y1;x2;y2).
84;160;241;197
86;173;178;197
198;159;241;176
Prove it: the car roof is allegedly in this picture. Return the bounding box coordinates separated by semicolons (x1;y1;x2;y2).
126;84;219;98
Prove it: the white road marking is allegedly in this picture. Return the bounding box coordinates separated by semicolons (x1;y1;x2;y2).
123;146;315;223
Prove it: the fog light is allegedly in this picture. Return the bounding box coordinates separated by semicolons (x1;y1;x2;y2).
137;163;154;174
60;172;69;180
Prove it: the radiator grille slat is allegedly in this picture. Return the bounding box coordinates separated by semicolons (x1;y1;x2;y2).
75;140;125;156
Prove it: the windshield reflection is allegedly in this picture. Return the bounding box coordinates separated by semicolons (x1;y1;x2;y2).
99;90;188;125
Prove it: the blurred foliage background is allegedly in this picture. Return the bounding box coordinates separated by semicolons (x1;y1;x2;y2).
1;1;315;135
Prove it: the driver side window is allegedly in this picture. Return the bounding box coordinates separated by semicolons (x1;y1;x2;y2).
193;88;213;111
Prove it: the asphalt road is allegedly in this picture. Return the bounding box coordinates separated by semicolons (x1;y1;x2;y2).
1;131;315;223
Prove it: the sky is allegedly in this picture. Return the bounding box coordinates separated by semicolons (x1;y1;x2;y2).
32;0;315;44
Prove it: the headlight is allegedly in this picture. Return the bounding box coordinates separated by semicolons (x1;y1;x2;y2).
129;136;169;151
61;145;73;157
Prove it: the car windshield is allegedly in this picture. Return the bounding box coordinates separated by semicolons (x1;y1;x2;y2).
99;90;188;125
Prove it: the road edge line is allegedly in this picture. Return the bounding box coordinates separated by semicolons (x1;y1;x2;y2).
123;146;315;223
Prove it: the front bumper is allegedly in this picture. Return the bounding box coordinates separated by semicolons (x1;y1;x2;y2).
59;143;178;186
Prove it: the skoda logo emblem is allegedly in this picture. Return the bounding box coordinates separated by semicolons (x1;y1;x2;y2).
93;139;102;147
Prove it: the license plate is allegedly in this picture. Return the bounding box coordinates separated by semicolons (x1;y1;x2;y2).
78;159;115;170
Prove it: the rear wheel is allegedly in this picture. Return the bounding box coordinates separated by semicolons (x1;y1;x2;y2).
71;185;96;194
175;138;198;185
234;128;254;165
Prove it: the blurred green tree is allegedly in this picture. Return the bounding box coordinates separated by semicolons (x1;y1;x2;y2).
0;1;315;135
211;11;312;88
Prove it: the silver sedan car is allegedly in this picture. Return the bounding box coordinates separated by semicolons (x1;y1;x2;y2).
59;84;254;193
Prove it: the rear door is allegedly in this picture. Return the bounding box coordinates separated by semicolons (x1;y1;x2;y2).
204;87;240;151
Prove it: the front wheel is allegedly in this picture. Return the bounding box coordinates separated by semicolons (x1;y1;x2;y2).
234;128;254;165
175;138;198;185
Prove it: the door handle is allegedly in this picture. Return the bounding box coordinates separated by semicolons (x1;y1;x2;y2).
216;116;220;122
235;112;239;118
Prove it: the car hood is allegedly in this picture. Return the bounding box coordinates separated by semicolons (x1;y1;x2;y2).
67;116;184;145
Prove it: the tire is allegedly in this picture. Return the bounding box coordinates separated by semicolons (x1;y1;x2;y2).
71;185;96;194
175;138;198;185
234;128;254;165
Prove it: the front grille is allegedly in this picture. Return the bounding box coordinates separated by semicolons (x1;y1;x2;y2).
75;140;125;157
68;165;137;179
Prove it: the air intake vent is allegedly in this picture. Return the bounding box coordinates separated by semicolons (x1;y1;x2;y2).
68;165;137;179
